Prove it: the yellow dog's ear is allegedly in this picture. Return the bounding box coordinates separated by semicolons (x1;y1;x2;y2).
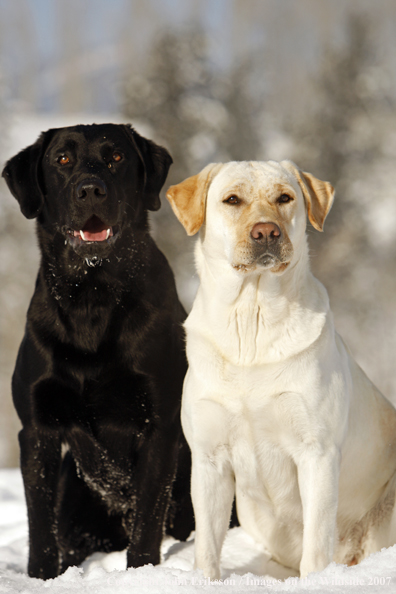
166;163;223;236
281;160;335;231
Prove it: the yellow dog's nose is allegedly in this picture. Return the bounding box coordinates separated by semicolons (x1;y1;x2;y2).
250;222;281;242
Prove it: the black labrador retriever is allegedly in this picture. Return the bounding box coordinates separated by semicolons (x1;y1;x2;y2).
2;123;194;580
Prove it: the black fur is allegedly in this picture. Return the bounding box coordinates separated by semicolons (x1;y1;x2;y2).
2;123;194;580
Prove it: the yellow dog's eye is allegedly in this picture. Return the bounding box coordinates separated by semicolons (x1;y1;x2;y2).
224;195;241;205
278;194;293;204
112;152;122;162
58;155;70;165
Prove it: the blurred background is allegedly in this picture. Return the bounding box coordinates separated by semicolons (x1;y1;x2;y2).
1;0;396;466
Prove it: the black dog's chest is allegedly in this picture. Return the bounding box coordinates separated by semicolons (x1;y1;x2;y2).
49;280;127;357
33;359;154;431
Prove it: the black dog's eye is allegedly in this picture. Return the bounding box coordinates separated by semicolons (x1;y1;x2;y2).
223;195;241;205
277;194;293;204
112;152;123;162
58;155;70;165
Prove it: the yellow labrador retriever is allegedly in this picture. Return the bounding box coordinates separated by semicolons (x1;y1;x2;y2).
167;160;396;579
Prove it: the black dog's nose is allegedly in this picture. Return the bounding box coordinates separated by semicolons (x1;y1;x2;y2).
76;179;107;202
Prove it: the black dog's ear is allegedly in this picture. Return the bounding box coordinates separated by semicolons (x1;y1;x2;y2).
122;124;173;211
2;132;51;219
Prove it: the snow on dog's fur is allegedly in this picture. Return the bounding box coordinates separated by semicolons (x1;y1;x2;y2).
167;160;396;579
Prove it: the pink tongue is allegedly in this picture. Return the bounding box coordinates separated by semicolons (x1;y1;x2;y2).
78;215;110;242
83;229;107;241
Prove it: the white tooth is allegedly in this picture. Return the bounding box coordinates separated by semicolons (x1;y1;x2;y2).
80;230;86;241
106;228;110;240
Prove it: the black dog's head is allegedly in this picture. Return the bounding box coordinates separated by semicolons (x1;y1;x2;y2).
2;124;172;261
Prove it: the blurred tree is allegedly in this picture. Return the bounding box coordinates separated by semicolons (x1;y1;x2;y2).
57;0;86;113
0;77;32;468
123;27;262;308
286;15;376;281
220;57;262;162
290;15;378;186
286;13;396;400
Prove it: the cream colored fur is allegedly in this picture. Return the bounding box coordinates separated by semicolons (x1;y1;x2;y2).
166;160;396;579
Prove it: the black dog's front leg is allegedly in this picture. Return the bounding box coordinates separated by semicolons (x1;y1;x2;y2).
19;427;62;579
126;431;180;568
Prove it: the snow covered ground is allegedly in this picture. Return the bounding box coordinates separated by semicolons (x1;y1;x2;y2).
1;470;396;593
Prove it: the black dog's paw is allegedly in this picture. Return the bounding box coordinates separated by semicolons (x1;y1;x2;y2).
28;554;59;581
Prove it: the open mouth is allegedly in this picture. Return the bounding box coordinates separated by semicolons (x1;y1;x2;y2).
66;215;117;243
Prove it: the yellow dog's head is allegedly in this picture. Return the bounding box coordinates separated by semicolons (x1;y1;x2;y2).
167;160;334;274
